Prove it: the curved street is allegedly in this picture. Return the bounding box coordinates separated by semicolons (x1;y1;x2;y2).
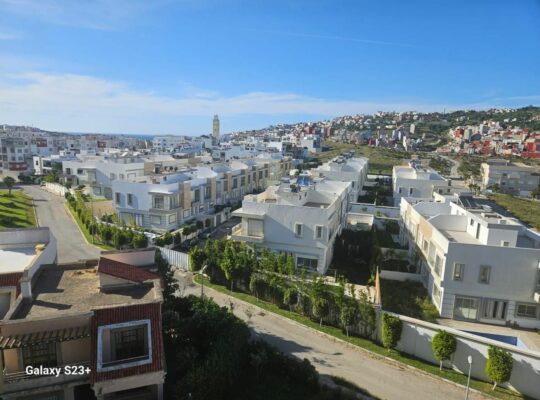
22;185;101;263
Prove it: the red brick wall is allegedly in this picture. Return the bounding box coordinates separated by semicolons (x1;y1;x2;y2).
0;272;22;297
90;302;164;383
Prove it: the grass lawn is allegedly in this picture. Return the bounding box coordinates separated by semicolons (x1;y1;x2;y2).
313;142;409;175
65;203;115;250
488;194;540;231
0;190;37;228
195;276;525;400
379;279;439;322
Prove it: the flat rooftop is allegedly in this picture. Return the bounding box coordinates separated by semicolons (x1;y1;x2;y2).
12;266;159;320
0;245;37;274
439;229;482;245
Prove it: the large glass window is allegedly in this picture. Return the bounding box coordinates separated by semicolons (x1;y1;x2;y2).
483;299;507;320
153;195;164;209
297;257;318;270
479;265;491;284
453;263;464;281
516;303;538;318
453;297;478;320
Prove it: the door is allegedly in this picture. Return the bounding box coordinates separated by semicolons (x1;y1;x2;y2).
453;296;479;321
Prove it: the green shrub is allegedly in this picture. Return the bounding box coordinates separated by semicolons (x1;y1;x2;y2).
432;330;456;370
485;346;513;390
381;313;402;351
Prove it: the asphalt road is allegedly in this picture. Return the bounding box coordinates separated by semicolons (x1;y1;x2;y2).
178;275;488;400
22;185;101;263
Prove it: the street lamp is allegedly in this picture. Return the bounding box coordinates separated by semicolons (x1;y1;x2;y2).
465;355;472;400
195;265;208;298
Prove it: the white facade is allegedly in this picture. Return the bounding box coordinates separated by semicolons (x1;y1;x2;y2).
480;160;540;195
232;177;351;274
392;164;464;206
312;156;368;202
399;197;540;328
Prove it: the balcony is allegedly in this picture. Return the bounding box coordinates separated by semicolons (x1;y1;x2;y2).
230;223;264;244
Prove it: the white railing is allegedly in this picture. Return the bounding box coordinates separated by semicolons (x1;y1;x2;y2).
157;246;190;271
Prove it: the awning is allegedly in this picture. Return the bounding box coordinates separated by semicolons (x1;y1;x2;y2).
0;326;90;349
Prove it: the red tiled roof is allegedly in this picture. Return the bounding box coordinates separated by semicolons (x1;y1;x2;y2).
98;257;161;284
90;303;165;383
0;272;23;297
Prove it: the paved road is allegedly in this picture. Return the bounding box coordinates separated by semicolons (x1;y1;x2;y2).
177;274;488;400
22;185;101;263
439;154;461;178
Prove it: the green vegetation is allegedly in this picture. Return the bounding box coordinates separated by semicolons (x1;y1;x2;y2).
486;346;514;391
432;330;457;370
457;155;483;180
65;191;147;250
312;142;409;175
381;313;402;351
488;194;540;231
428;157;452;175
330;230;374;284
356;182;392;204
380;279;439;322
195;276;524;400
163;294;361;400
0;190;36;228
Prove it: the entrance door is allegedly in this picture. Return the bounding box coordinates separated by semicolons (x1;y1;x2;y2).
453;297;479;321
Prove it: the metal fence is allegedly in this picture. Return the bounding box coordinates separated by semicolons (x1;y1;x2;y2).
156;246;190;271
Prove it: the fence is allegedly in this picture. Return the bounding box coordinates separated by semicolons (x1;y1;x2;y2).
43;182;72;197
377;312;540;398
157;246;190;271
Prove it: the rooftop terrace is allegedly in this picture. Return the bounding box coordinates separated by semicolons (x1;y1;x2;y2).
12;265;160;320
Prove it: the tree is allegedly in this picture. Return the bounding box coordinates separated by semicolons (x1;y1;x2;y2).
339;298;359;337
485;346;513;390
155;249;179;304
381;313;402;351
283;287;297;312
132;233;148;249
189;246;206;272
3;176;15;196
431;330;457;370
310;277;328;327
286;254;295;277
221;241;238;291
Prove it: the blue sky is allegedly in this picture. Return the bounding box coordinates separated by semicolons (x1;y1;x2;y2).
0;0;539;136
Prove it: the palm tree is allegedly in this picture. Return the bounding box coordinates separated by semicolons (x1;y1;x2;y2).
3;176;15;196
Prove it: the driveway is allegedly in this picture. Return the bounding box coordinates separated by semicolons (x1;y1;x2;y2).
178;274;488;400
22;185;101;263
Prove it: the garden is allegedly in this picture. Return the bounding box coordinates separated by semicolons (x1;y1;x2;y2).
0;181;36;228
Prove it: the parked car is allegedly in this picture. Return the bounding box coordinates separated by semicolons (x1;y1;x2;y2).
198;229;211;239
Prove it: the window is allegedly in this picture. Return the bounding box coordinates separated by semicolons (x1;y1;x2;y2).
432;284;441;305
232;179;238;189
115;192;121;204
297;257;318;270
409;188;413;195
193;189;200;202
501;241;510;247
434;255;442;276
110;173;116;180
223;180;229;191
127;193;133;206
150;215;161;225
470;219;474;226
294;223;303;237
453;297;479;320
398;188;403;194
453;263;464;281
23;343;57;368
97;320;152;372
241;176;246;186
77;168;83;175
479;265;491;284
422;239;429;252
265;170;268;178
153;195;164;209
516;304;537;318
113;326;148;361
168;214;177;224
205;186;211;199
259;171;263;179
315;225;323;239
483;300;507;320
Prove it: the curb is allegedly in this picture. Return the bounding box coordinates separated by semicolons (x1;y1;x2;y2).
193;279;498;400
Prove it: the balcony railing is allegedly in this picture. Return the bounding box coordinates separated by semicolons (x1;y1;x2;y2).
230;223;264;243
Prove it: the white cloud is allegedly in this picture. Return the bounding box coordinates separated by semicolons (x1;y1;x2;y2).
0;71;528;134
0;0;172;30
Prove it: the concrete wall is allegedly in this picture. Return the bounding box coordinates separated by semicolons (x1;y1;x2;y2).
379;313;540;399
101;249;155;267
349;203;400;218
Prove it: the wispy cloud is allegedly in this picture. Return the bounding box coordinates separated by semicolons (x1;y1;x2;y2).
0;71;531;134
251;29;421;49
0;0;171;30
0;30;21;40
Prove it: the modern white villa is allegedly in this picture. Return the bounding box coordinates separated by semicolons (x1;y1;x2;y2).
231;175;351;274
399;196;540;329
392;163;465;206
312;155;368;203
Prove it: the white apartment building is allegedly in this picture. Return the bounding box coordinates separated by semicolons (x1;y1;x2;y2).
312;155;368;202
0;137;33;177
231;176;351;274
392;164;464;206
399;197;540;328
480;159;539;195
111;158;292;231
62;155;147;198
152;135;189;151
